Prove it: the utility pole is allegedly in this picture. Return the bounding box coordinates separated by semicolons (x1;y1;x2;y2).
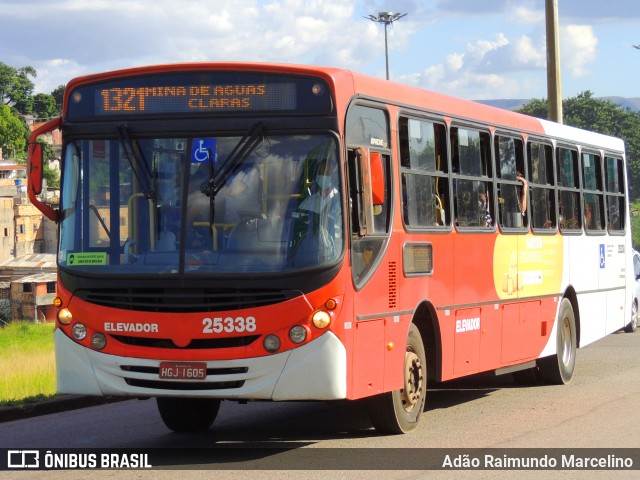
546;0;563;123
365;12;407;80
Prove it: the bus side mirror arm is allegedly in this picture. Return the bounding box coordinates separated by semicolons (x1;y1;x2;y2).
28;117;62;223
351;147;380;237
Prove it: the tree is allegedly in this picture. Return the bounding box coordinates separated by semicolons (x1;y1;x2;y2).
51;84;65;113
0;104;28;160
36;138;60;189
517;91;640;202
33;93;58;120
0;62;36;114
632;199;640;250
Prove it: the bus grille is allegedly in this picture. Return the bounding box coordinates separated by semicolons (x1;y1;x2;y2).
112;335;259;349
74;288;302;313
124;378;244;390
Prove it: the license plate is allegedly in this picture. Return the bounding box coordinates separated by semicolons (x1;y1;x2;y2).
159;362;207;380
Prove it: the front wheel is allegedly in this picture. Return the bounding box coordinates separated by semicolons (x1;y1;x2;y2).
624;300;638;333
368;323;427;434
538;298;577;385
156;397;221;432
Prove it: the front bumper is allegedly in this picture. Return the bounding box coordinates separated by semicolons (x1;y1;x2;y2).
55;329;347;401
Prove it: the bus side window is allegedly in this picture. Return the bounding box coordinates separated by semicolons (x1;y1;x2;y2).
604;156;626;232
451;126;492;229
582;152;605;232
399;117;449;228
557;146;582;231
495;135;527;229
528;142;556;231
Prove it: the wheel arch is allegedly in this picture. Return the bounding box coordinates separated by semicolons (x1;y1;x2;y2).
562;286;581;348
410;301;442;382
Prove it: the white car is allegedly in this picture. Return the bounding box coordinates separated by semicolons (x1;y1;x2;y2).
627;249;640;333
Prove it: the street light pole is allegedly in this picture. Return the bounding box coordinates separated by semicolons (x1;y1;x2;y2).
365;12;407;80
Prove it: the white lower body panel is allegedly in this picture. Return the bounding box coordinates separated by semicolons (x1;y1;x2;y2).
55;329;347;401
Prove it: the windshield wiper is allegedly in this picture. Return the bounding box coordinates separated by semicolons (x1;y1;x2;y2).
200;122;266;198
118;124;155;199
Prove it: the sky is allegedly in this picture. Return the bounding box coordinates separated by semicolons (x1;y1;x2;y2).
1;0;639;101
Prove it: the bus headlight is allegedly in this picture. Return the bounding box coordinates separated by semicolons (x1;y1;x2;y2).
91;333;107;350
263;334;281;353
58;308;73;325
289;325;307;344
72;323;87;340
312;310;331;329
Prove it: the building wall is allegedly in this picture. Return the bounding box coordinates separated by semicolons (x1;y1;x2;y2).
0;197;14;261
10;281;57;322
14;203;44;257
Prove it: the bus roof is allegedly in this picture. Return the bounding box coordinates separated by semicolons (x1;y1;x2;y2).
64;62;625;154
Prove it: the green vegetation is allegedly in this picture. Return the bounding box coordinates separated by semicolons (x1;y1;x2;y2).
0;322;56;406
518;92;640;249
518;91;640;203
632;198;640;251
1;61;63;188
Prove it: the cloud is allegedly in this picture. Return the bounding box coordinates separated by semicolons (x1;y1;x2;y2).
397;18;597;99
561;25;597;77
399;32;547;98
1;0;377;93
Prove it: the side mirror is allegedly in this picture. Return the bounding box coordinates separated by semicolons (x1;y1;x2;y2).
28;142;44;195
369;151;385;206
27;117;61;222
352;147;386;237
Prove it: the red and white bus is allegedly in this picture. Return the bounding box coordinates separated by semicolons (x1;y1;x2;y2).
28;63;635;434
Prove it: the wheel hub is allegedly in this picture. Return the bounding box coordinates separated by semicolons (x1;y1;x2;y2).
401;350;424;412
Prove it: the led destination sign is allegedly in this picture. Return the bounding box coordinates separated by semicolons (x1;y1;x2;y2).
98;83;294;114
67;71;332;120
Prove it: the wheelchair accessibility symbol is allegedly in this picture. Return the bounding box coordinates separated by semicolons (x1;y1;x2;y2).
599;244;606;269
192;138;216;163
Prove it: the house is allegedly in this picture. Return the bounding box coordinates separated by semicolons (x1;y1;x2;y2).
0;254;57;322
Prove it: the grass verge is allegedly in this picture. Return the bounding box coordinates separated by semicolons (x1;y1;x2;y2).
0;321;56;406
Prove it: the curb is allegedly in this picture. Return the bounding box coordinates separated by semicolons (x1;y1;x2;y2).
0;395;127;423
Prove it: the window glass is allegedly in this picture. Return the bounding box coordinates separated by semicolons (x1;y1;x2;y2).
528;142;556;230
451;127;492;230
557;147;581;232
582;152;604;232
58;134;343;274
605;156;626;232
495;135;527;229
399;117;449;228
452;128;490;177
345;105;389;148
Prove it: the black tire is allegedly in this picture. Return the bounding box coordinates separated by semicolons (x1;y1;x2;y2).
624;300;638;333
156;397;221;432
368;323;427;434
538;298;577;385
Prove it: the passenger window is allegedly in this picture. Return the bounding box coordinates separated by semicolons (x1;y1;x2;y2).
582;152;605;232
451;127;492;229
495;135;527;229
399;117;449;228
557;147;581;231
604;156;626;232
528;142;556;231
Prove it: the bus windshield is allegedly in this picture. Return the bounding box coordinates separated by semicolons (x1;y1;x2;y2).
58;133;342;275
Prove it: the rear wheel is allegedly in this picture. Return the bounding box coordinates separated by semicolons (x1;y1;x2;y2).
156;397;221;432
538;298;577;384
624;300;638;333
369;323;427;434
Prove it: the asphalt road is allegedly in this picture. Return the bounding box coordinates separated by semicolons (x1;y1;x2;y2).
2;329;639;480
